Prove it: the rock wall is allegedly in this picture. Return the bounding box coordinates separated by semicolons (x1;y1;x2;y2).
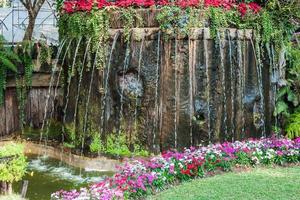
63;27;276;151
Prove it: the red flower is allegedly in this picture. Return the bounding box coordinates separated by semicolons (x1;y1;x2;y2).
248;2;261;14
181;168;191;175
176;0;200;8
97;0;111;8
238;3;247;16
63;1;76;13
76;0;93;12
157;0;170;6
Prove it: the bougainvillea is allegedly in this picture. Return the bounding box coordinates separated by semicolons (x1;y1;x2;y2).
61;0;262;16
52;137;300;200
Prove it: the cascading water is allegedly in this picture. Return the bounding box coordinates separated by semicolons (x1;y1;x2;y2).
188;37;195;146
251;37;266;137
227;30;235;141
217;31;228;138
271;44;279;134
153;31;161;150
40;39;67;142
237;31;245;137
203;29;211;142
133;36;145;139
44;39;73;144
101;32;120;135
73;38;92;129
117;39;131;156
62;37;82;141
174;38;179;148
81;40;103;154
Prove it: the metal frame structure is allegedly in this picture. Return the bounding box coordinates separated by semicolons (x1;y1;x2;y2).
0;0;57;44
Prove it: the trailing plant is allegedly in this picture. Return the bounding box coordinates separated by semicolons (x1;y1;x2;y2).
15;76;27;130
39;40;53;66
120;7;143;42
0;36;20;105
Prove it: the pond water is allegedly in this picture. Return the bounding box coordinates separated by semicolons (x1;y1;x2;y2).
13;155;114;200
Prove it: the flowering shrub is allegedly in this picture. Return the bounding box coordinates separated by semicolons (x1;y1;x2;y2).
52;137;300;200
61;0;262;16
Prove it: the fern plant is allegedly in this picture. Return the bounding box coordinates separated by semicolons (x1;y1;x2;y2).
0;35;20;105
286;111;300;139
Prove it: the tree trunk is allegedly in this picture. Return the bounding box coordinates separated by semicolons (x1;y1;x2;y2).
23;14;36;41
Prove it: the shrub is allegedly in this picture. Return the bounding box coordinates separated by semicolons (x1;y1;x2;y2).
0;143;27;194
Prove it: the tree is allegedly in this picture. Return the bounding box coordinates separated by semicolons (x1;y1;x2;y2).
20;0;47;41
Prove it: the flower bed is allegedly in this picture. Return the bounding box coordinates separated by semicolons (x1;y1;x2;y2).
63;0;262;16
51;137;300;200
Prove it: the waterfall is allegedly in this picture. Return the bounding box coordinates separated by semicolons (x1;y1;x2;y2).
188;37;195;146
227;30;235;141
153;31;161;150
81;40;103;153
40;38;67;142
174;38;179;148
249;37;265;137
117;38;131;156
44;39;73;143
255;40;265;137
217;31;227;138
204;29;211;142
73;38;92;129
62;37;82;142
133;36;145;140
242;37;247;136
237;32;245;137
271;44;279;134
101;31;120;135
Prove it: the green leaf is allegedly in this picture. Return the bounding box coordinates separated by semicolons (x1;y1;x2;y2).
274;101;289;116
0;55;17;72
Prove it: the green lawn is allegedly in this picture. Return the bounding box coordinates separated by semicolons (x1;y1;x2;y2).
149;166;300;200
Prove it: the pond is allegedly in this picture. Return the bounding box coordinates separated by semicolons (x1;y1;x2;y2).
13;155;114;200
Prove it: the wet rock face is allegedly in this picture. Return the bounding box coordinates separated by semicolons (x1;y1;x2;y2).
65;29;275;151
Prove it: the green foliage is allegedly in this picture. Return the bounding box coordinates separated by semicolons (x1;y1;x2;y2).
58;10;110;69
207;7;228;39
0;35;20;105
285;111;300;139
63;123;76;147
90;133;104;153
105;131;149;157
105;131;131;157
0;143;27;183
120;7;143;42
39;40;53;66
156;7;202;36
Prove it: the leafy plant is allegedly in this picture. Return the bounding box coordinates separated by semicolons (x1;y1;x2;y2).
90;133;104;153
0;143;27;183
105;131;131;157
0;35;20;105
120;7;143;42
285;111;300;139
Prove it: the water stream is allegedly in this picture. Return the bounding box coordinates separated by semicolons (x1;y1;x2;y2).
153;31;161;149
13;155;113;200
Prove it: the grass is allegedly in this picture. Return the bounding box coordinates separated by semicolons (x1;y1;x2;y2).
149;166;300;200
